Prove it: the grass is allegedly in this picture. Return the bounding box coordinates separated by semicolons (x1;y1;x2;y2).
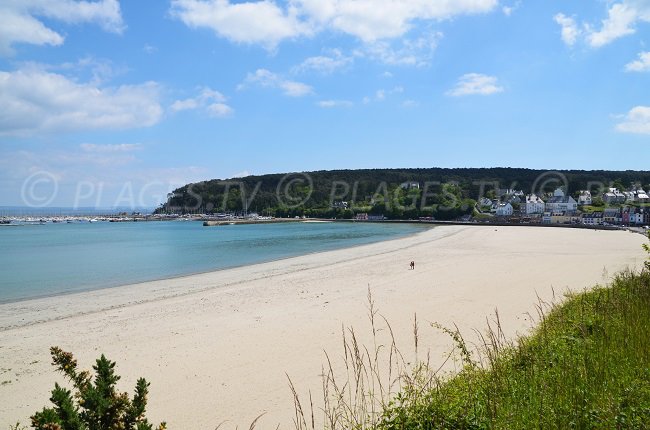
293;268;650;429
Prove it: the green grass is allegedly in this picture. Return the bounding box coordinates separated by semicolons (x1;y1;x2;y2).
378;270;650;430
579;206;605;214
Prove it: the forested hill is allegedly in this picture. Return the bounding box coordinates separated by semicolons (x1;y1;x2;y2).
156;168;650;220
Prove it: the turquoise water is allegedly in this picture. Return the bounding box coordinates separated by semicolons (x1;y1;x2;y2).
0;221;425;303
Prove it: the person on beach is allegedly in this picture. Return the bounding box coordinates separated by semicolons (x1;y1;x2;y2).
410;261;415;270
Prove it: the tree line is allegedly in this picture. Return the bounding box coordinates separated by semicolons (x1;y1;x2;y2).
155;168;650;220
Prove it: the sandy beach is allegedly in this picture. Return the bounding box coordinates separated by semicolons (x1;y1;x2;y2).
0;225;646;429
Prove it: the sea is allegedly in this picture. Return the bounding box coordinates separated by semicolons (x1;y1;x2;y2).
0;220;426;303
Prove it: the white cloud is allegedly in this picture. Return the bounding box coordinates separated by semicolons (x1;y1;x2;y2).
296;0;497;42
502;1;520;17
0;0;124;55
170;87;233;117
317;99;353;108
363;86;404;103
169;0;310;49
616;106;650;134
207;103;234;117
359;32;442;66
554;13;580;47
586;2;639;48
556;1;650;48
293;49;352;74
625;51;650;72
80;143;143;153
0;66;162;136
57;56;125;85
447;73;503;96
171;0;497;48
170;98;200;112
239;69;313;97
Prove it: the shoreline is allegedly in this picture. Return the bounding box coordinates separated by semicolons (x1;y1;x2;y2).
0;226;646;429
0;224;435;329
0;221;429;308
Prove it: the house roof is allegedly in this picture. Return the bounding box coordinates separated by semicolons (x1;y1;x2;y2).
547;196;577;204
526;194;544;203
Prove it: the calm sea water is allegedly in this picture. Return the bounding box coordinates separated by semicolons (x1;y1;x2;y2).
0;221;425;303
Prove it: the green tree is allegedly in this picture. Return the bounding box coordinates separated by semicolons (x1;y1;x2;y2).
31;347;166;430
592;197;605;207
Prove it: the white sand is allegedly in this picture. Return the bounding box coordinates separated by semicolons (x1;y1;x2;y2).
0;226;646;429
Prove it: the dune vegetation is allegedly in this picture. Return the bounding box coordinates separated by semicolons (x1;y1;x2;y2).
15;347;165;430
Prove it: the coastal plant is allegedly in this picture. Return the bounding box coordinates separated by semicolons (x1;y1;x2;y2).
289;289;451;430
294;268;650;429
30;346;166;430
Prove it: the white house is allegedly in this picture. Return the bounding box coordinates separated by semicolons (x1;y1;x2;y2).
545;193;578;213
525;194;545;214
577;190;592;206
603;188;626;204
634;189;650;204
495;203;513;217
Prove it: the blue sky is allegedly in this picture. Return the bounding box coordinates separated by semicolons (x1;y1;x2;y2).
0;0;649;208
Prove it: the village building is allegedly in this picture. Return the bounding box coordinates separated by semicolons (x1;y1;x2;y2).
495;203;514;217
582;212;604;226
478;197;493;208
603;188;626;204
633;189;650;204
545;188;578;213
603;208;622;225
525;194;545;214
577;190;592;206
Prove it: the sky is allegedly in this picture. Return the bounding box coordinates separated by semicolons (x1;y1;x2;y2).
0;0;649;208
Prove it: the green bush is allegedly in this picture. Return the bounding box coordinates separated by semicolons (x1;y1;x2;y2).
30;347;166;430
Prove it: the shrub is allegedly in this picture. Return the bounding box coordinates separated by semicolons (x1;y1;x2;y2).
30;347;166;430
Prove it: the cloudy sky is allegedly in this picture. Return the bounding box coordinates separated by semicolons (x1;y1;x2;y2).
0;0;649;208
